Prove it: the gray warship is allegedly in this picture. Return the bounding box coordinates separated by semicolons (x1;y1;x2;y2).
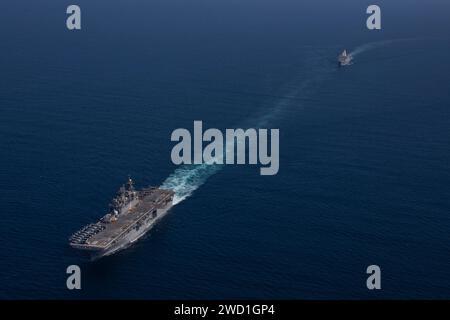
69;177;174;259
338;49;352;66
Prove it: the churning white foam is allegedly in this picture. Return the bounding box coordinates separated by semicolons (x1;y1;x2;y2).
161;163;222;205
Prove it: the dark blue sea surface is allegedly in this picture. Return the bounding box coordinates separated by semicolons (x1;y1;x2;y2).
1;0;450;299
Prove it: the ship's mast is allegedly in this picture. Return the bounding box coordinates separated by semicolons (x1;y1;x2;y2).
126;176;135;192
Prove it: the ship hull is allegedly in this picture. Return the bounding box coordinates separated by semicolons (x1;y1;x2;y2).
90;201;173;260
338;56;352;66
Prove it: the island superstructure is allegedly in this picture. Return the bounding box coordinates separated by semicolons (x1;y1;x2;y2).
69;177;174;258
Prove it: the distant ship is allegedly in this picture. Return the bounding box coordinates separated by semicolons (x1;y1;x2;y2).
69;177;174;259
338;49;352;66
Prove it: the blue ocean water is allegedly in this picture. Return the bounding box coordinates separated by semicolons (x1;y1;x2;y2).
1;0;450;299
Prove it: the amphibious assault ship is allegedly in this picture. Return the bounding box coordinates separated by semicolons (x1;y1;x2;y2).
69;177;174;259
338;49;352;66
